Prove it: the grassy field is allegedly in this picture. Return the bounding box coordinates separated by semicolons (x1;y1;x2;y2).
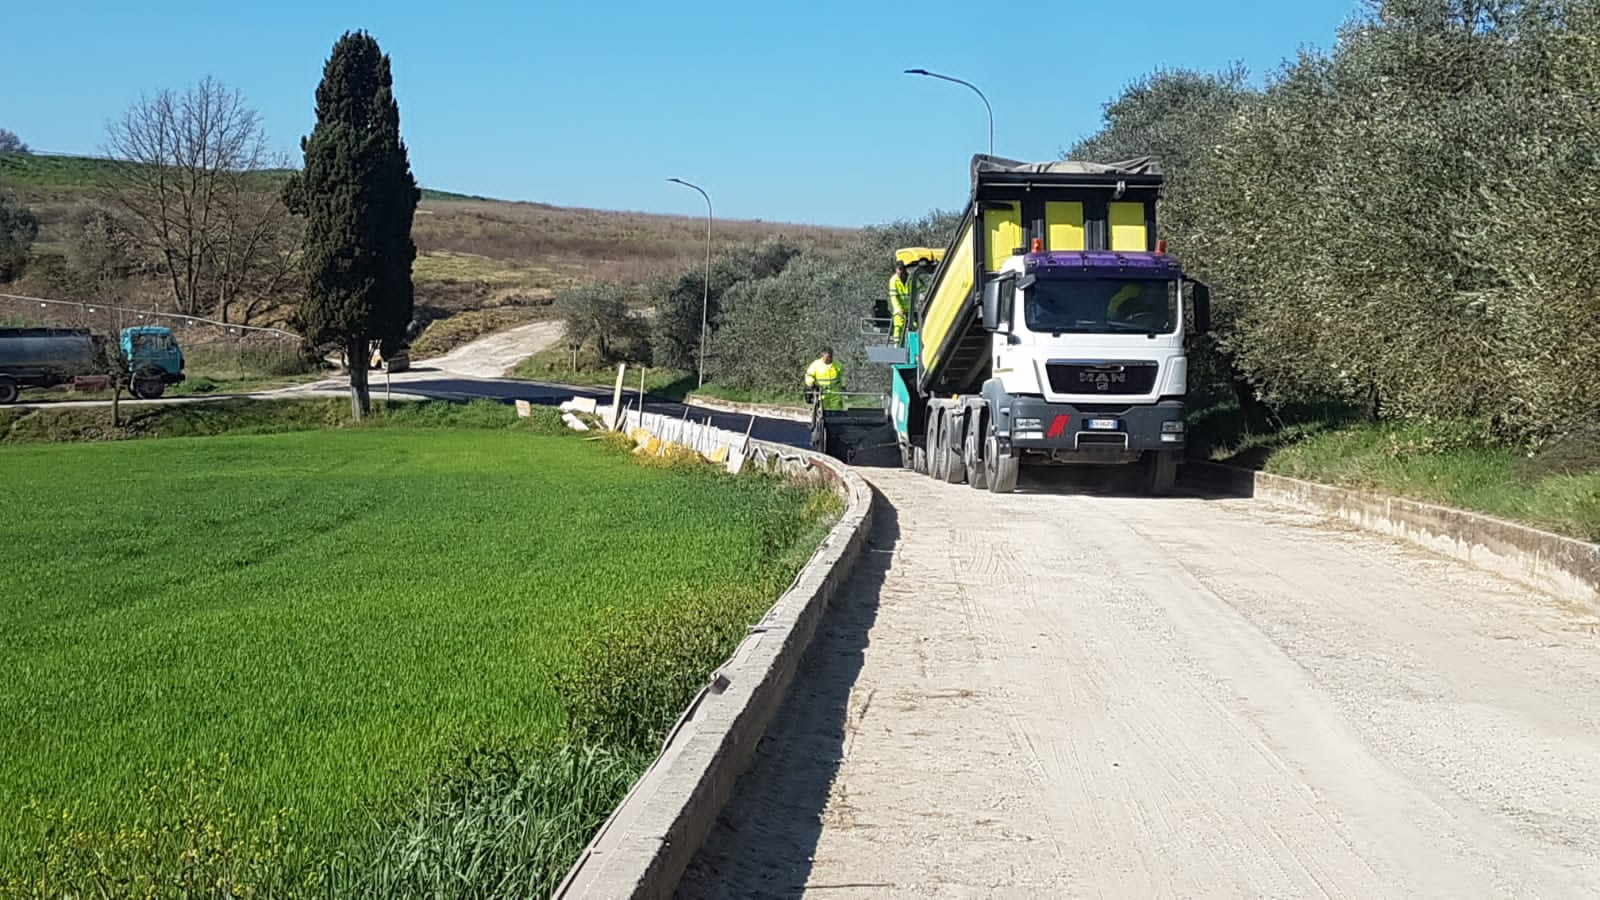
0;400;837;893
1192;404;1600;541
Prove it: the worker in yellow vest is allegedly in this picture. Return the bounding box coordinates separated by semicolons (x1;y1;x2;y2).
888;260;912;346
804;347;845;411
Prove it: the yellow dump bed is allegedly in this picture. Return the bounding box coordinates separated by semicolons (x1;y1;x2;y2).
913;154;1165;395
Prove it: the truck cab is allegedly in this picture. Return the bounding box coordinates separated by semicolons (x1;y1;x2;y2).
982;248;1196;472
120;326;186;399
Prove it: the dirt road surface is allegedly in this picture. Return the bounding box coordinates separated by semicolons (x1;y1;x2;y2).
410;319;563;378
679;468;1600;899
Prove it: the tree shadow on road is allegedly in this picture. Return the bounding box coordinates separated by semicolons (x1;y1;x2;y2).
674;488;898;900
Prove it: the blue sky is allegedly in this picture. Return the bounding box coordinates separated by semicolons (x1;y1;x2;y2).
6;0;1363;227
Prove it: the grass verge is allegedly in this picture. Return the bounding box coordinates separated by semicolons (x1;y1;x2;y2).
0;399;841;895
167;373;325;397
1191;403;1600;542
686;382;811;410
511;348;697;400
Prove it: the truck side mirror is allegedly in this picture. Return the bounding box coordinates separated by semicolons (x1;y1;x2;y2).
982;276;1014;333
982;279;1001;331
1191;281;1211;335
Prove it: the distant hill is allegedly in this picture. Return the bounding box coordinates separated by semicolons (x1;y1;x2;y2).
0;151;858;326
0;151;487;201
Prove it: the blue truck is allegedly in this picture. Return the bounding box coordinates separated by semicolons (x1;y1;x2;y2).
817;154;1211;494
0;325;186;403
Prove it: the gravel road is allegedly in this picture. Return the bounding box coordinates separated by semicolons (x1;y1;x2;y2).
410;319;564;378
678;468;1600;899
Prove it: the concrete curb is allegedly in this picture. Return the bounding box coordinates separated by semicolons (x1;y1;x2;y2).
683;393;811;423
552;444;876;899
1187;462;1599;610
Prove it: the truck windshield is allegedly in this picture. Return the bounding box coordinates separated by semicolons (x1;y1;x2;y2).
1024;278;1178;335
132;333;174;353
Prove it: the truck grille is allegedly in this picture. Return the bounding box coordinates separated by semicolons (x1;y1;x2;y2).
1046;362;1158;395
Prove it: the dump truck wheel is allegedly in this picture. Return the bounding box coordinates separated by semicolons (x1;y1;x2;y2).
926;414;945;480
0;377;18;405
935;410;964;485
1147;450;1178;495
964;412;988;490
984;432;1019;494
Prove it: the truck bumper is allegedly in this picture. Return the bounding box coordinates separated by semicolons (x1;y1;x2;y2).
999;398;1185;459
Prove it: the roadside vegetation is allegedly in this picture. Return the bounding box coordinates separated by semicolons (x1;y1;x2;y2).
529;216;958;403
0;399;840;896
1191;403;1600;541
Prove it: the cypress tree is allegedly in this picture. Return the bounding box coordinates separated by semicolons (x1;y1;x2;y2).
284;30;419;420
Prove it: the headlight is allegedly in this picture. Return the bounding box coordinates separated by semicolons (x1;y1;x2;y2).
1161;420;1185;433
1015;417;1042;430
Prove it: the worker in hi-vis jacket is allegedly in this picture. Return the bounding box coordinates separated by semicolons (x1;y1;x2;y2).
804;347;845;410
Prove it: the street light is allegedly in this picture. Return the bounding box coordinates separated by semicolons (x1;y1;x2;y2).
904;68;993;156
667;177;713;388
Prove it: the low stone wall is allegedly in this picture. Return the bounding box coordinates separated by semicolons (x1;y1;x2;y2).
552;408;875;899
1188;462;1599;611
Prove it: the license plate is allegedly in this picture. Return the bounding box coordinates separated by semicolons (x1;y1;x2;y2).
1086;418;1120;431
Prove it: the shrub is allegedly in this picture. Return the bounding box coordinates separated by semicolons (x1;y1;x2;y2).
0;196;40;282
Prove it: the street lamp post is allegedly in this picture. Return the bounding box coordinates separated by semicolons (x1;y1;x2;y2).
904;68;993;156
667;177;713;388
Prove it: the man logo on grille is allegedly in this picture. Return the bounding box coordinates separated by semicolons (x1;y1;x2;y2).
1080;371;1126;391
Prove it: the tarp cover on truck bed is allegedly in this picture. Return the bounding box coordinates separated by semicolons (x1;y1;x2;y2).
970;154;1162;186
